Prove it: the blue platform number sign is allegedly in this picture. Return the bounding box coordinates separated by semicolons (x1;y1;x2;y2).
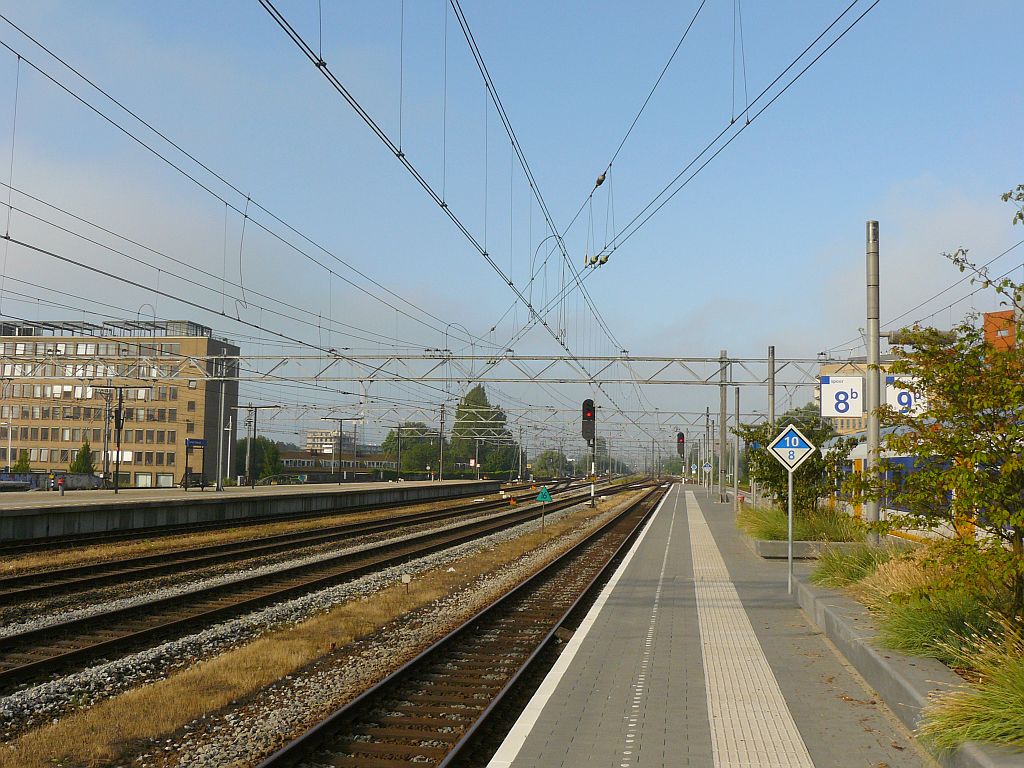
886;376;926;415
767;425;816;472
819;376;864;418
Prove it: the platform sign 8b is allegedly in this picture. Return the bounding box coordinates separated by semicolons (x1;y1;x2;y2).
819;376;864;418
885;376;926;415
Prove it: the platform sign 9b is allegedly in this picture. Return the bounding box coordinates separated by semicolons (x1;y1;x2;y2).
819;376;863;418
885;376;926;415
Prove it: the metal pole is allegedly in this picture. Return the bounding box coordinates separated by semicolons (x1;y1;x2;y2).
225;415;233;482
438;403;445;482
787;469;794;594
336;420;342;484
768;344;776;427
475;439;480;480
719;349;728;503
114;388;123;494
733;386;740;514
866;220;881;544
251;407;258;489
396;424;402;480
352;420;357;475
244;407;253;487
216;357;226;491
705;407;710;491
518;426;523;481
101;389;110;485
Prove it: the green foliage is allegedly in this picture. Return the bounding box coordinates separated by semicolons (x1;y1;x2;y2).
449;385;516;473
531;449;567;479
811;544;899;588
848;250;1024;613
381;422;450;474
737;504;865;542
68;440;95;474
735;403;846;514
876;591;998;666
11;449;30;472
920;618;1024;750
235;436;284;480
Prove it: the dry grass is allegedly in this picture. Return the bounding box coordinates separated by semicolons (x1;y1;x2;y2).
848;553;938;611
0;491;643;768
1;494;504;576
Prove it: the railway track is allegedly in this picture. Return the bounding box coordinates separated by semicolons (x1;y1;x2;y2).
0;479;575;557
0;480;596;606
0;481;644;693
253;483;667;768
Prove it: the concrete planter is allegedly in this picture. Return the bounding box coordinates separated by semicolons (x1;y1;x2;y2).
795;572;1024;768
742;534;864;559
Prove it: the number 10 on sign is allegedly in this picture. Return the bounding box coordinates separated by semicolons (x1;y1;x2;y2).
766;424;816;593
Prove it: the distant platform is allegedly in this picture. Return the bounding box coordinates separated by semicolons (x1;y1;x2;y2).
0;480;501;541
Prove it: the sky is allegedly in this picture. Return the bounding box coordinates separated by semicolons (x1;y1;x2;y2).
0;0;1020;460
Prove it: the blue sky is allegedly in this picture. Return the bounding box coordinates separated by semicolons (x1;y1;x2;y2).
0;1;1020;454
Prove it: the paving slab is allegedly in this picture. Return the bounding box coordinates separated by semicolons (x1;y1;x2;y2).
490;483;937;768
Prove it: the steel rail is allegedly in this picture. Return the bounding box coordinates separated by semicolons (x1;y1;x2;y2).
0;480;570;557
0;481;644;692
0;480;588;605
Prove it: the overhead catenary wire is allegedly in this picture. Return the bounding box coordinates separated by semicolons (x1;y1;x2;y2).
0;15;494;351
507;0;881;347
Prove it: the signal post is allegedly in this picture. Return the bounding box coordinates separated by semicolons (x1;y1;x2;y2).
582;399;596;507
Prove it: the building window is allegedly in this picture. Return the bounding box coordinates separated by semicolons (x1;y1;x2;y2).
169;408;177;422
144;452;154;466
60;449;70;463
166;452;175;466
134;472;152;488
145;430;155;444
169;386;178;400
156;472;174;487
135;429;144;443
187;400;196;412
92;429;101;442
167;430;176;444
39;448;49;462
186;421;195;434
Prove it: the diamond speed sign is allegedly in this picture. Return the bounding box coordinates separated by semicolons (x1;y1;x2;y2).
767;425;816;472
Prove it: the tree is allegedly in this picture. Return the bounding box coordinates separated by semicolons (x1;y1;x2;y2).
449;385;516;473
851;189;1024;616
532;449;567;479
381;422;450;474
69;440;96;474
735;403;844;514
11;449;30;473
235;436;284;479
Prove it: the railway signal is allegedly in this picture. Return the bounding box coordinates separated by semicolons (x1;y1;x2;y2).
676;432;685;456
582;399;595;445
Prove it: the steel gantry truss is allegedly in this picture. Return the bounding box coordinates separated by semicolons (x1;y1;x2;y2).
0;352;869;386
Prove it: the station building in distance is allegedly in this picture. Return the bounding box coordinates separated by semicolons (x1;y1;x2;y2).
0;320;239;488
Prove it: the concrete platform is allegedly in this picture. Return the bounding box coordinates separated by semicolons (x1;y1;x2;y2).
490;484;937;768
0;480;500;540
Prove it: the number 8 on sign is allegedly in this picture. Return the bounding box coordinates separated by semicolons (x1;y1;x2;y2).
819;376;863;418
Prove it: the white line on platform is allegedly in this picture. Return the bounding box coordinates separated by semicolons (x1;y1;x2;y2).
486;485;673;768
686;490;814;767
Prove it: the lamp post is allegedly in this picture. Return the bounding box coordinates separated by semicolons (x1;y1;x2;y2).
1;421;10;474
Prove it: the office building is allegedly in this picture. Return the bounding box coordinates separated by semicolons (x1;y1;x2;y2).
0;320;238;487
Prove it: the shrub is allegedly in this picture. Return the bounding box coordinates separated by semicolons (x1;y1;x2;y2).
737;505;865;543
919;618;1024;750
876;590;999;666
811;544;898;588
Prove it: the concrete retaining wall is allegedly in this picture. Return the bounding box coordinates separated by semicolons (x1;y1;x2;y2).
0;481;501;541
